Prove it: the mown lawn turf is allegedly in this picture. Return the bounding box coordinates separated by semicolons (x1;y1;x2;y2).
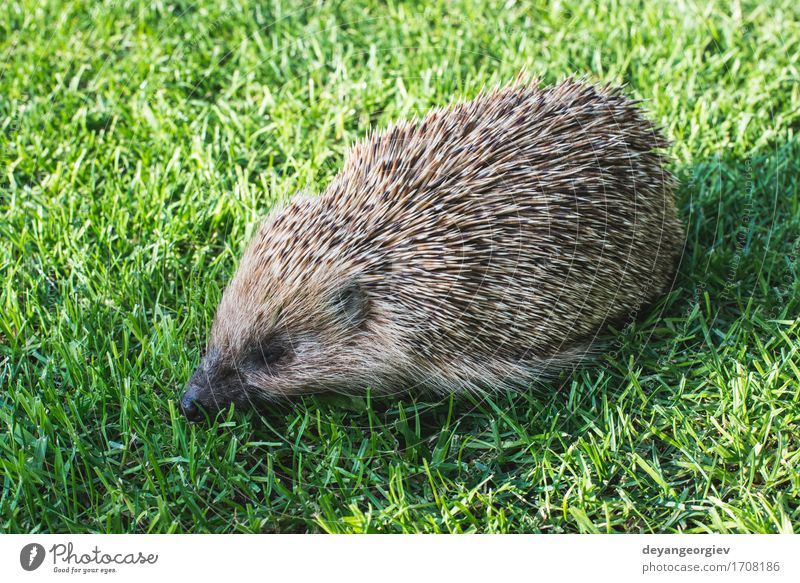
1;0;799;533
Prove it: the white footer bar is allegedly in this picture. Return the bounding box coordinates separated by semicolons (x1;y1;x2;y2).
1;534;797;582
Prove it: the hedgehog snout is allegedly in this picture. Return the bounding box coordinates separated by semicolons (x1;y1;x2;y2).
180;368;215;422
180;349;237;421
179;384;202;421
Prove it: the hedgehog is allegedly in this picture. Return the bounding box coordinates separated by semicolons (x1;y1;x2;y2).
179;78;683;420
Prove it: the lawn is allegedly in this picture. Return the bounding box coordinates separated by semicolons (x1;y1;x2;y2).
1;0;799;533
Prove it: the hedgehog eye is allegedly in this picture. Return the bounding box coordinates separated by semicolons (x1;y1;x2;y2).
334;280;367;326
248;342;287;368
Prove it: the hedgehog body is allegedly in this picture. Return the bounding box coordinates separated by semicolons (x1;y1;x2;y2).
181;79;683;418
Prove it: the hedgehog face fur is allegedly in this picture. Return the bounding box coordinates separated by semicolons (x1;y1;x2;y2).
182;196;410;417
180;78;683;420
182;212;397;415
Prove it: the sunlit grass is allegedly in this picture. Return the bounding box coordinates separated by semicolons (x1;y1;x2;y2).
1;0;798;533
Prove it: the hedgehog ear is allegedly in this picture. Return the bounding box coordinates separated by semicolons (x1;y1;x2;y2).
334;280;368;327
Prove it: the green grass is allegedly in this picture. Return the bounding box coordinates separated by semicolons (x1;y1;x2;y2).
1;0;799;533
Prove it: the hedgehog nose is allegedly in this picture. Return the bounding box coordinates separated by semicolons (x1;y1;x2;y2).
179;390;202;421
